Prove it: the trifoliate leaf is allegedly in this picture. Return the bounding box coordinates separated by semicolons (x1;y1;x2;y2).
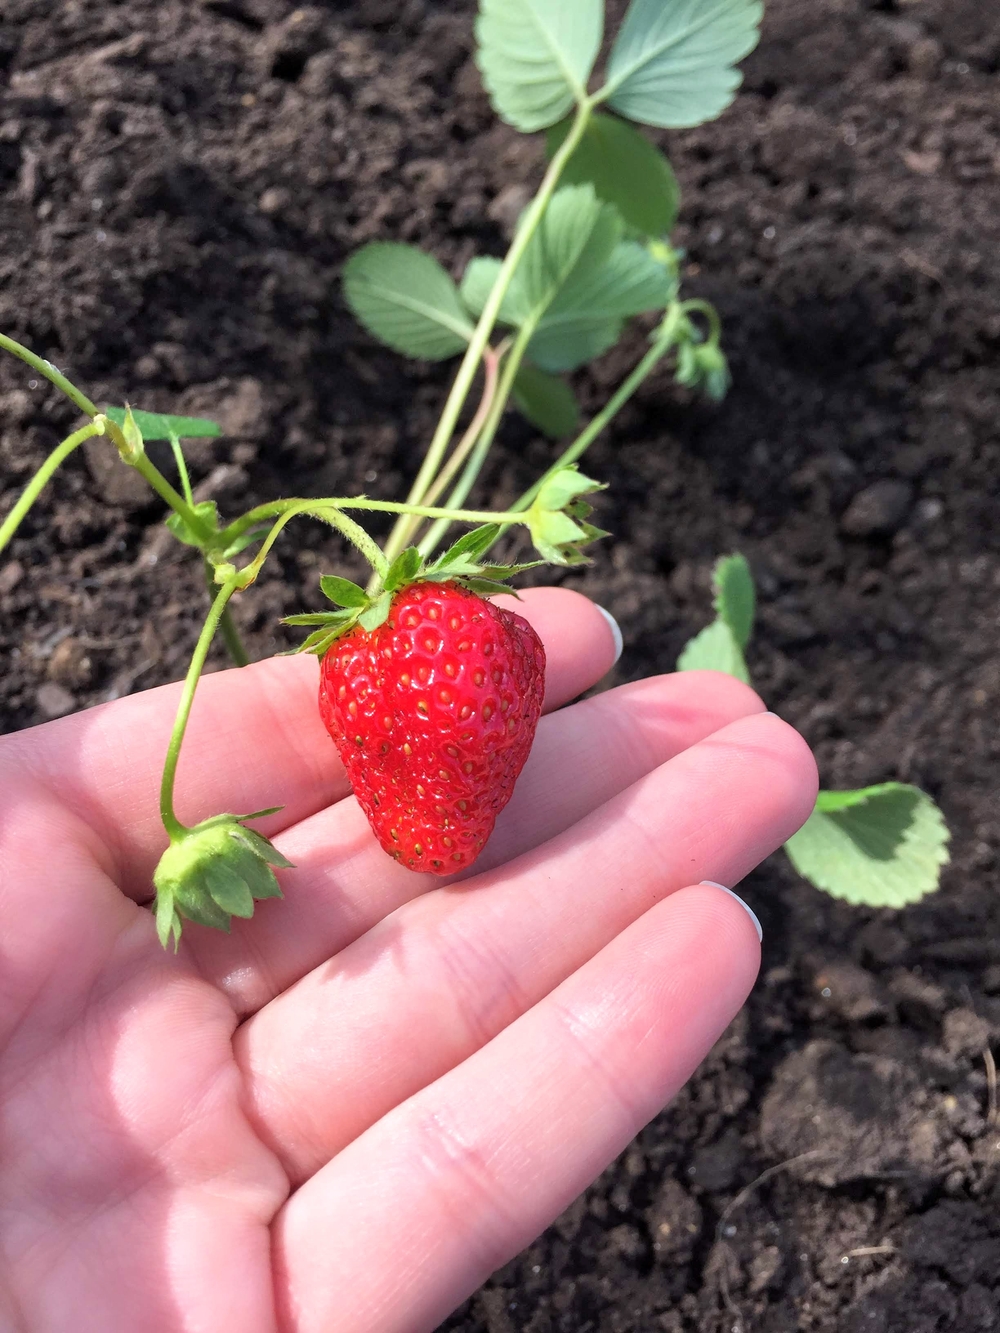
342;243;474;360
475;0;603;133
105;407;221;440
712;553;754;649
676;618;750;684
384;547;423;592
784;784;951;908
546;112;681;236
602;0;763;129
319;575;369;607
504;185;622;329
512;363;580;437
527;238;671;371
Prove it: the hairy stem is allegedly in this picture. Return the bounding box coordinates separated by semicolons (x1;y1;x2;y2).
0;420;104;557
203;559;250;667
160;580;239;840
0;332;98;419
380;100;594;565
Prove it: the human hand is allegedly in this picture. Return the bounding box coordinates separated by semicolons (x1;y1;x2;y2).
0;588;816;1332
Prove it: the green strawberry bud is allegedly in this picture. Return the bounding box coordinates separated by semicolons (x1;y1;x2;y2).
693;342;731;402
152;812;291;950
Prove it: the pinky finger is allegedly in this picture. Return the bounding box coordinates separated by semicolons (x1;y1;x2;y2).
273;884;761;1333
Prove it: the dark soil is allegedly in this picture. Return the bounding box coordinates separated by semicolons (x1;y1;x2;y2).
2;1;1000;1329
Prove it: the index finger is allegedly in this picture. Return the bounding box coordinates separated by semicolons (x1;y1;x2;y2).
0;588;620;896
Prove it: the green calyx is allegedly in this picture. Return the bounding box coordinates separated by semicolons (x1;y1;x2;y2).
152;811;292;950
527;466;608;566
282;523;541;655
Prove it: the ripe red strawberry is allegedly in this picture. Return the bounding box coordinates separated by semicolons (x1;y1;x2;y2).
319;582;546;873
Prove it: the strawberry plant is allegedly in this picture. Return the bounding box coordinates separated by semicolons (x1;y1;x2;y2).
1;0;770;946
678;554;952;907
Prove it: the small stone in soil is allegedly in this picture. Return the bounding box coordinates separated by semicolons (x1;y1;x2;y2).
840;479;914;537
36;682;76;719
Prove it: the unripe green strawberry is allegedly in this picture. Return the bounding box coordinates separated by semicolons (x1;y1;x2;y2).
319;582;545;873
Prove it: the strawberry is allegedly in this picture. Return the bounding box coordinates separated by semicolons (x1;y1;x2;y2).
319;581;545;873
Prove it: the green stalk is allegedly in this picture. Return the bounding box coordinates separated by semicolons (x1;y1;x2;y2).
366;346;505;591
417;320;536;558
203;559;250;668
380;99;594;566
0;420;103;557
514;335;677;513
160;580;239;839
219;495;526;560
0;332;98;419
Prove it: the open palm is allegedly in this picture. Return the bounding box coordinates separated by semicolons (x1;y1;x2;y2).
0;589;815;1332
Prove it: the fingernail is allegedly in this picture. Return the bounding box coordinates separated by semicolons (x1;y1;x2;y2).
700;881;763;943
595;605;623;664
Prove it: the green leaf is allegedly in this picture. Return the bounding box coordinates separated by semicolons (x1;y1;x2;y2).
475;0;603;133
226;838;283;900
342;243;474;361
602;0;763;129
527;238;671;371
505;185;622;328
384;547;423;593
232;826;294;870
512;364;580;437
105;406;221;440
439;524;502;566
529;323;623;374
286;625;351;657
784;783;951;908
165;501;220;549
459;257;505;321
546;112;681;235
203;860;255;918
358;590;392;632
463;577;522;598
223;524;271;559
282;611;355;627
676;618;750;684
712;553;754;649
527;467;607;564
320;574;369;608
155;888;179;951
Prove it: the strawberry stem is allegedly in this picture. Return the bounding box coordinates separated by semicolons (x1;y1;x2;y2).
0;419;105;557
0;332;99;419
160;579;240;840
381;100;594;562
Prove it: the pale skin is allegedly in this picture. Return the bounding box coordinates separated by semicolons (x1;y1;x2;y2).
0;588;817;1332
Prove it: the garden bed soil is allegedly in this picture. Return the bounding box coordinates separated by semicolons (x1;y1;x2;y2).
2;1;1000;1329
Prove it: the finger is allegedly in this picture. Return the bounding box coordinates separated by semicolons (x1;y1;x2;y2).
273;885;761;1333
193;671;766;1011
0;588;617;897
237;712;814;1181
